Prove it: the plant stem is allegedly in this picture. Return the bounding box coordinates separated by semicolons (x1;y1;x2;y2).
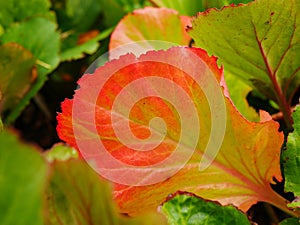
266;186;300;218
253;25;294;130
36;59;51;69
270;77;294;131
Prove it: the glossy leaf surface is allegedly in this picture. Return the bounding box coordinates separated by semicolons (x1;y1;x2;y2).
57;47;292;216
109;7;191;58
189;0;300;129
162;192;251;225
283;106;300;209
151;0;253;16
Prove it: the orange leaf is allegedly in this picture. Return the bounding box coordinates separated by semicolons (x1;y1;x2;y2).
77;30;100;45
57;47;291;216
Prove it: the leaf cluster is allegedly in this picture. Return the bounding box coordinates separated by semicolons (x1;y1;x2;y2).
0;0;300;225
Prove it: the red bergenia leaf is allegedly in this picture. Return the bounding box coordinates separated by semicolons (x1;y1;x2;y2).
57;47;295;216
109;7;191;58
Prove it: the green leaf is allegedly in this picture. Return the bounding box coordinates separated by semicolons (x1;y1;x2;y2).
224;72;259;121
0;17;60;123
1;17;60;73
162;193;251;225
280;218;300;225
150;0;202;16
0;130;47;225
45;143;78;162
52;0;101;32
0;117;3;132
283;106;300;208
0;24;4;36
61;27;113;61
98;0;151;27
0;0;55;30
151;0;254;16
45;159;167;225
189;0;300;129
0;43;35;116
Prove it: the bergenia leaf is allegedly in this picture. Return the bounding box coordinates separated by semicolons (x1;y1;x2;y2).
283;106;300;209
0;130;47;225
57;47;296;216
0;117;3;132
279;218;300;225
1;17;60;75
150;0;253;16
53;0;101;32
150;0;203;16
0;17;60;123
162;192;251;225
0;43;36;116
189;0;300;129
224;72;259;122
45;143;78;162
60;27;113;61
0;0;54;30
109;7;191;58
45;159;167;225
98;0;151;27
0;130;165;225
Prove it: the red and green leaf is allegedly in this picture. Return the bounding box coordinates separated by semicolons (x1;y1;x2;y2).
0;17;60;123
57;47;297;217
0;43;36;115
109;7;191;58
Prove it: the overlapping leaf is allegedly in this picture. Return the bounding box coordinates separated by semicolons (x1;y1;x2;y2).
0;0;55;30
0;17;60;123
45;158;167;225
0;118;3;132
60;28;113;61
283;106;300;208
0;43;36;115
0;128;166;224
98;0;151;27
52;0;108;61
57;47;295;216
280;218;300;225
189;0;300;129
224;72;259;121
45;143;78;162
109;7;191;58
162;192;251;225
151;0;253;16
1;17;60;74
109;6;258;122
0;130;47;225
52;0;101;32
